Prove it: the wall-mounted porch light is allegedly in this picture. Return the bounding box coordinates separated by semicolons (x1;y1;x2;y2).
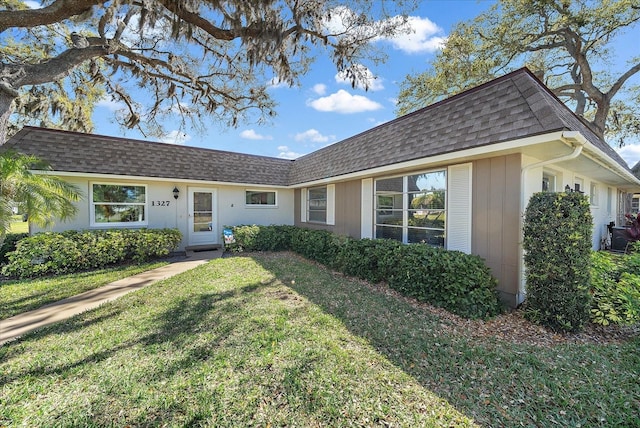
173;186;180;199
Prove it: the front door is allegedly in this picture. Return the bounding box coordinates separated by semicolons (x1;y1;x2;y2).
188;187;217;246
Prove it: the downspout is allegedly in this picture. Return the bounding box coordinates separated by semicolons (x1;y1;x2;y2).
516;131;587;306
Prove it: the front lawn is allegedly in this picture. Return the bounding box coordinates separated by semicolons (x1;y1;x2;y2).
0;261;168;320
1;253;638;427
8;215;28;234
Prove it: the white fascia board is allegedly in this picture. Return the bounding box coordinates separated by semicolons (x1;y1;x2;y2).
290;131;568;188
29;170;291;189
581;142;640;188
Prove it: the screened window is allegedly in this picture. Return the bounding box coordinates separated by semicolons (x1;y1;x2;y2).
91;183;147;226
246;190;277;206
375;170;446;247
590;183;599;206
307;186;327;223
542;172;556;192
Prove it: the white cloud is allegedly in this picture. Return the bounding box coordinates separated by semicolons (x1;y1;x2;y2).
307;90;383;114
96;98;126;112
381;16;446;54
268;76;290;89
240;129;273;140
335;65;384;91
160;130;191;145
616;144;640;168
24;1;42;8
294;129;335;144
312;83;327;96
277;146;304;159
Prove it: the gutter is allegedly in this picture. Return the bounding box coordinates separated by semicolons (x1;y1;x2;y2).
516;131;587;306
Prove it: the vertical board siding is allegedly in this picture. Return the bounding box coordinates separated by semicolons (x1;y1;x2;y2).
472;154;521;306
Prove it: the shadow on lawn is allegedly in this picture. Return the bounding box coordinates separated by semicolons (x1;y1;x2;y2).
251;254;640;427
0;291;50;320
0;307;125;382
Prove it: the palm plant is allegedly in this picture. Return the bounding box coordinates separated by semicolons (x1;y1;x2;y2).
0;150;80;245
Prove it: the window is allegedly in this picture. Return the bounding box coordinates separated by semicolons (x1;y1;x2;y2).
307;186;327;223
246;190;276;206
590;183;599;206
91;183;147;226
375;170;446;247
542;171;556;192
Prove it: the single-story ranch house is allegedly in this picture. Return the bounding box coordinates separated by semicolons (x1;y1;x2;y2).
4;68;639;307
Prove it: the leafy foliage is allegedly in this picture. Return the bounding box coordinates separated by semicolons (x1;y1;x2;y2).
396;0;640;144
623;212;640;241
225;225;502;319
523;192;593;332
590;251;640;325
0;0;414;143
0;232;27;265
1;228;182;278
0;150;80;243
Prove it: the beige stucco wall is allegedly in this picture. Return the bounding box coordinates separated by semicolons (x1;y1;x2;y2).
31;176;294;251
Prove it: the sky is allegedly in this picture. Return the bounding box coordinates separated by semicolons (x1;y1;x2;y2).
84;1;640;167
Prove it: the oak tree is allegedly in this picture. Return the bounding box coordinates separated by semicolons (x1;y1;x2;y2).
0;0;414;144
396;0;640;146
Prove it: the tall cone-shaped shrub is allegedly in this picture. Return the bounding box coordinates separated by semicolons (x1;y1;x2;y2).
523;191;592;332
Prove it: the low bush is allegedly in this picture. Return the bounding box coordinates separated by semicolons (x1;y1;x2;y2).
226;225;501;319
224;225;294;252
0;233;29;265
2;229;182;278
388;244;501;319
590;251;640;325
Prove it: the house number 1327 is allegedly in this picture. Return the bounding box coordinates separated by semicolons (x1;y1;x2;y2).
152;201;170;207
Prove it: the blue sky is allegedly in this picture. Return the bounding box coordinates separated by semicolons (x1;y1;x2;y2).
87;1;640;167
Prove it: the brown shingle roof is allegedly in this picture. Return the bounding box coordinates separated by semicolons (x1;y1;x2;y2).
3;127;293;186
2;68;630;186
287;68;630;184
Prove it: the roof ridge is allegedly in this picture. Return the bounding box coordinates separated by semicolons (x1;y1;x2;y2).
17;126;293;164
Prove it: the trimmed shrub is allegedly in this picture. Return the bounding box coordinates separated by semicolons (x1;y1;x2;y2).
226;224;501;319
333;238;403;284
523;192;592;332
224;225;294;252
1;228;182;278
590;251;640;325
388;244;501;319
0;233;29;265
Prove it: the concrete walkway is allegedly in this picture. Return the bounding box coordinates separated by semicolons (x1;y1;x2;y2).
0;250;222;346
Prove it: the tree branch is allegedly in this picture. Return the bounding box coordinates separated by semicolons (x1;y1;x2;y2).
0;0;105;33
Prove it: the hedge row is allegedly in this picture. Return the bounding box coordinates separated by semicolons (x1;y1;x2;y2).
226;225;502;319
2;229;182;278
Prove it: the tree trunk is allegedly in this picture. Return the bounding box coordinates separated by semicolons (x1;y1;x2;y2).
0;90;14;146
591;98;609;141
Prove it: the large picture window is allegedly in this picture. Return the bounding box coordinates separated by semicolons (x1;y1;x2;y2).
375;171;446;246
91;183;147;226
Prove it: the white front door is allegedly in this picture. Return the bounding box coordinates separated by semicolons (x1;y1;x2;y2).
188;187;218;246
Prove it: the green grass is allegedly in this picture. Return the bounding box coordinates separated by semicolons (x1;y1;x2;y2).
0;261;168;320
1;253;638;427
8;215;28;234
